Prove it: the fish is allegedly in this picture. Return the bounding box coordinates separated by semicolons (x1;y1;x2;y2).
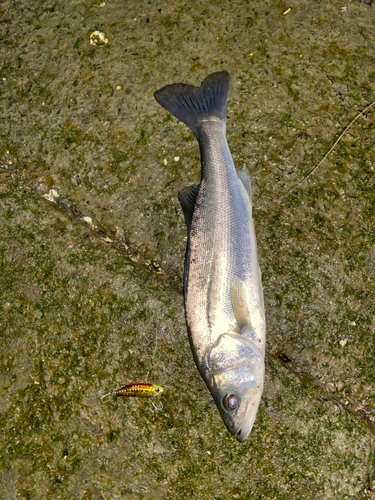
154;71;266;442
100;383;164;411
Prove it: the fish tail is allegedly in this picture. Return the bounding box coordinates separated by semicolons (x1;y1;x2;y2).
154;71;230;136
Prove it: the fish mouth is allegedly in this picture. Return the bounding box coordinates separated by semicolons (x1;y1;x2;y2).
234;397;260;443
236;427;251;443
236;429;245;443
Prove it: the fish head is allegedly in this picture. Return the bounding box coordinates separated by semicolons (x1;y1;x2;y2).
202;332;264;443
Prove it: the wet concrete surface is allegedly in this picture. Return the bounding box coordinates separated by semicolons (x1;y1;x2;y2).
0;0;374;498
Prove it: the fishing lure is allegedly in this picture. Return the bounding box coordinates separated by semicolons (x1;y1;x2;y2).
100;383;164;411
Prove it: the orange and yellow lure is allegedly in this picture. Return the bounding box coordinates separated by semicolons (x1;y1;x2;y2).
100;383;164;411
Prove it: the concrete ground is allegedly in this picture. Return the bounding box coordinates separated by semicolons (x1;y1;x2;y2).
0;0;374;498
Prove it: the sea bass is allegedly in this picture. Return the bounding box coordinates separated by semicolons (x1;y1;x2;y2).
154;72;265;442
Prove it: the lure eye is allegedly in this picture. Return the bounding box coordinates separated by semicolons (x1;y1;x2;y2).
222;394;239;411
155;387;160;393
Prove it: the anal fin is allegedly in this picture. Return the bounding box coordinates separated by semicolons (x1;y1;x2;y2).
237;170;252;204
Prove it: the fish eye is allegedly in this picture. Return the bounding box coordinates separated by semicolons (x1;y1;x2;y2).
222;394;239;411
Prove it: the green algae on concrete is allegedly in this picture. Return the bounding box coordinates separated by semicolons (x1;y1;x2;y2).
260;114;375;424
0;173;373;499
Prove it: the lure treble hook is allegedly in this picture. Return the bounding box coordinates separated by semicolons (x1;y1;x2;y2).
100;391;115;404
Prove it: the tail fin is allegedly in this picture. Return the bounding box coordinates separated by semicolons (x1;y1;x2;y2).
154;71;230;136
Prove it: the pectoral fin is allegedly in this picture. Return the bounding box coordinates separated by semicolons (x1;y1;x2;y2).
230;277;252;331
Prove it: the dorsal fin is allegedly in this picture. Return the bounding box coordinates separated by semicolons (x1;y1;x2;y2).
178;184;199;227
